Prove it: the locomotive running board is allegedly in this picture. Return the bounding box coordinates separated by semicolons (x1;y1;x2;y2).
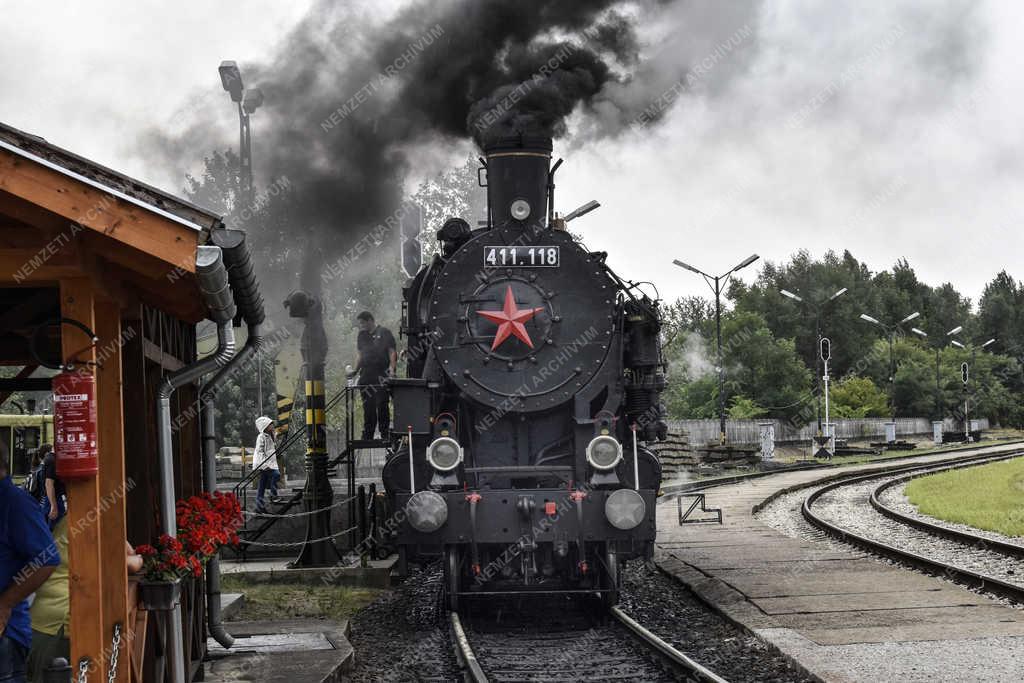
676;493;723;525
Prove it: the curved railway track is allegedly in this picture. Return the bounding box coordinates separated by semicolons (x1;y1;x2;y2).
801;448;1024;603
449;605;728;682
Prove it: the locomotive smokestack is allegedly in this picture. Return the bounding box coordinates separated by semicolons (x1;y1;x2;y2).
483;135;552;229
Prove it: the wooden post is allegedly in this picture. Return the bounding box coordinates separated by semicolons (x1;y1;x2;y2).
60;278;106;679
95;298;130;682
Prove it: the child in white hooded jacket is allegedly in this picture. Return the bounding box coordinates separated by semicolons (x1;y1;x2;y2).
253;416;279;514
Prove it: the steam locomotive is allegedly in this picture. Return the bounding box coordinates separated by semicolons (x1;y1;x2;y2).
382;135;667;608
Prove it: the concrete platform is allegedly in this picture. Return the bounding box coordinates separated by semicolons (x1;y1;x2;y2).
656;441;1024;682
205;619;353;682
220;555;397;588
221;592;245;620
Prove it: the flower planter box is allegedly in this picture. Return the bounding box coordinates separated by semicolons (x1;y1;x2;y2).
139;579;182;611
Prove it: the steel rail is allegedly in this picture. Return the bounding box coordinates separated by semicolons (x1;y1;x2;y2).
870;469;1024;560
450;612;489;683
801;449;1024;603
610;606;730;683
450;607;729;682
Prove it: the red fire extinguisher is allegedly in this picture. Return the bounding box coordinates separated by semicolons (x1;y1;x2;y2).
52;370;99;479
33;317;100;479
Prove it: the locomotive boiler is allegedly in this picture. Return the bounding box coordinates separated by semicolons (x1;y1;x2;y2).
383;134;667;608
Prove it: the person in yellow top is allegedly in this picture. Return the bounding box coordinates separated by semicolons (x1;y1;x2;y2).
26;521;143;681
25;516;67;682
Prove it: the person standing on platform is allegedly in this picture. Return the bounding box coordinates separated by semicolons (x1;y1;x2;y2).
0;443;58;683
37;447;63;530
349;311;397;441
253;416;280;515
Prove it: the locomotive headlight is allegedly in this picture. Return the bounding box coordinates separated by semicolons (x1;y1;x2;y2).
407;490;448;533
605;488;646;530
426;437;463;472
510;199;531;221
586;435;622;471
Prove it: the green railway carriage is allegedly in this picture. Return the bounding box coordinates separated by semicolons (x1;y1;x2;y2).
0;413;54;480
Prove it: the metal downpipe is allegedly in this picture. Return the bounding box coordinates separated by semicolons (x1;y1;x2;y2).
201;322;264;648
157;246;236;683
203;227;267;649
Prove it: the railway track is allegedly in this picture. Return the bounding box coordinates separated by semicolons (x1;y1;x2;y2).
801;448;1024;602
449;601;728;682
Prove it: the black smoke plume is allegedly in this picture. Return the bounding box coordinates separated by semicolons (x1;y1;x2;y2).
147;0;757;283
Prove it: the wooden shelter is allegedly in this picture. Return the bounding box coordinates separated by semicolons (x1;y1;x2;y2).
0;121;222;681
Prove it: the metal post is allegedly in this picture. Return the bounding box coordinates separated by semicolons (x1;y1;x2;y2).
814;312;822;435
935;348;942;421
290;292;343;567
714;276;725;443
238;103;254;207
256;350;263;417
823;357;830;440
888;331;896;421
963;361;970;440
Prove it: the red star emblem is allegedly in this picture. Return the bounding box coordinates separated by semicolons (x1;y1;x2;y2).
477;285;544;350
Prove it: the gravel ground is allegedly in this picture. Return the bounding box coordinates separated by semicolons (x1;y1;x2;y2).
346;564;460;682
755;474;1024;608
345;559;817;681
881;483;1024;548
618;561;816;683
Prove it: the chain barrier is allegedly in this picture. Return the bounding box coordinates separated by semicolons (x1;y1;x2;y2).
241;524;358;547
77;658;89;683
107;623;122;683
242;493;358;519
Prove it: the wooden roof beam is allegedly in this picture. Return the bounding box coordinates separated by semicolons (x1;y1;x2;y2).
0;149;199;272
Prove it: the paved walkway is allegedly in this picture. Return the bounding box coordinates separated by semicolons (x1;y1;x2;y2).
205;619;353;682
655;442;1024;682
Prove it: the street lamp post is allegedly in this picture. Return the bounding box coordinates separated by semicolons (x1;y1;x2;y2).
858;311;920;422
219;61;265;418
780;286;847;434
911;325;963;422
219;60;264;211
672;254;760;444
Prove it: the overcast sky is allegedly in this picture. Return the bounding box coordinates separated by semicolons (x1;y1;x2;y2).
2;1;1021;307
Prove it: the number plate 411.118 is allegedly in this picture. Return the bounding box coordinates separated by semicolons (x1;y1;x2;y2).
483;246;560;267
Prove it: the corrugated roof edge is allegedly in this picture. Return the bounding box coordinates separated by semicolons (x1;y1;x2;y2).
0;121;224;233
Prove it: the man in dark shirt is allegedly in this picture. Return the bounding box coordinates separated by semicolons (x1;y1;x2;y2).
37;447;64;530
0;443;59;682
350;311;397;440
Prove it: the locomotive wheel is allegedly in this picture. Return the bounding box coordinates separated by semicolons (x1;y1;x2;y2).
601;549;620;609
444;545;461;612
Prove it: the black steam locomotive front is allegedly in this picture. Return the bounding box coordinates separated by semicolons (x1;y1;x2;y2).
383;135;666;608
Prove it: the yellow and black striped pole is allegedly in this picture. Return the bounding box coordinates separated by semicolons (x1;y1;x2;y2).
275;393;293;439
306;378;326;455
286;291;342;567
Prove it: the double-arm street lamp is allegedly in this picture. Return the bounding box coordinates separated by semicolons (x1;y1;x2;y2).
672;254;760;444
859;311;920;421
780;286;848;434
219;60;264;208
219;61;265;419
910;325;963;420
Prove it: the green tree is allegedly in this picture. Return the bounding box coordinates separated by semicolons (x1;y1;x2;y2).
664;310;812;422
828;377;889;418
